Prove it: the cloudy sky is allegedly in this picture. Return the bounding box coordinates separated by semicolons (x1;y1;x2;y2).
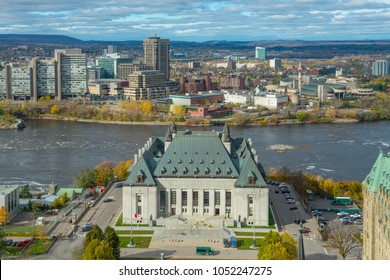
1;0;390;41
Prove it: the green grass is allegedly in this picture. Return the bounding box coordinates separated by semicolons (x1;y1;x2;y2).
119;236;152;248
115;213;123;226
116;230;154;235
214;115;232;120
2;246;23;256
237;238;262;250
235;232;268;237
4;225;38;236
25;239;53;255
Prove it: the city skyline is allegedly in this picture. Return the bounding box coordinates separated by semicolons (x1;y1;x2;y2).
1;0;390;42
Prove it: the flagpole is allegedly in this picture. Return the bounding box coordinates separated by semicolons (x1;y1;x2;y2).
128;186;135;247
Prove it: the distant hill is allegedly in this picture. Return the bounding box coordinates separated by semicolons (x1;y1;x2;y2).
0;34;84;45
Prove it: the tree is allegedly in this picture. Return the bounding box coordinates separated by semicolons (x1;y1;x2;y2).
326;222;361;260
258;231;297;260
19;184;32;199
83;225;104;250
0;206;9;225
74;168;97;189
94;160;115;186
83;239;115;260
50;104;60;115
296;111;308;122
113;160;132;181
104;226;120;259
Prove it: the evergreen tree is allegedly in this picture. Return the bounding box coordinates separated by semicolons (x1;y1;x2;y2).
104;226;120;260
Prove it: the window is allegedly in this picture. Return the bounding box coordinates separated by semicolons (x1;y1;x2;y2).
227;168;232;175
216;168;221;175
136;175;143;183
171;191;177;205
137;194;142;203
193;191;198;206
215;191;221;206
182;191;187;206
248;176;255;184
205;168;210;175
248;195;254;217
226;191;232;207
204;191;209;206
160;191;166;207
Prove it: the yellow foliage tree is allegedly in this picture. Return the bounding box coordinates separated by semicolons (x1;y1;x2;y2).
113;160;133;181
0;206;9;225
172;105;186;116
94;160;115;186
139;101;153;115
50;104;60;115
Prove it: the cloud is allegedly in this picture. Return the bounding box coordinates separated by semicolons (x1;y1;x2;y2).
0;0;389;41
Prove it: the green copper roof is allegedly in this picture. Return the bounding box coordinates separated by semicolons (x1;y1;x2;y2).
364;150;390;194
125;125;267;187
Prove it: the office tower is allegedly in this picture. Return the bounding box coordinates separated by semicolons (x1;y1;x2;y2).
143;36;170;80
117;63;152;80
270;58;282;70
372;60;389;76
124;70;168;100
31;58;57;101
255;47;266;60
54;49;87;100
10;65;33;100
0;65;11;99
107;45;117;54
96;57;133;79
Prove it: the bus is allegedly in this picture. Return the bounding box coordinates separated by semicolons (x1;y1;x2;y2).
196;247;215;255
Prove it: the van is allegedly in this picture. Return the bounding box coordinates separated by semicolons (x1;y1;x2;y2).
196;246;215;255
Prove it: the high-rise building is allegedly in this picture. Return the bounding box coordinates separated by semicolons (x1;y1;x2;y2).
0;65;11;99
10;65;33;100
143;37;170;80
96;57;133;79
255;47;266;60
54;49;87;100
372;60;389;76
124;70;168;100
107;45;117;54
362;150;390;260
117;63;152;80
270;58;282;70
31;58;57;101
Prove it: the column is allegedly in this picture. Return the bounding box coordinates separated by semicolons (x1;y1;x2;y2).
177;189;182;215
199;189;204;215
167;189;171;216
220;190;226;217
209;190;215;216
187;189;193;216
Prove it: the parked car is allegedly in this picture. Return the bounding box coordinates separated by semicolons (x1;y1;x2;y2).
302;227;311;234
281;189;290;194
290;206;298;210
103;197;113;203
274;188;279;193
287;199;296;204
294;219;307;225
81;222;93;232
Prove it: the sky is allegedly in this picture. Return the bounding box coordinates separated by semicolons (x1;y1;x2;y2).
1;0;390;42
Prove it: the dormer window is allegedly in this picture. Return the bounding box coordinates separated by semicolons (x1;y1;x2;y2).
221;160;225;164
211;159;215;164
161;167;166;175
200;159;204;164
167;159;171;164
178;159;182;164
216;168;221;175
205;168;210;175
189;159;193;164
227;168;232;175
248;176;255;184
183;167;188;175
136;175;143;183
194;168;199;175
172;167;177;175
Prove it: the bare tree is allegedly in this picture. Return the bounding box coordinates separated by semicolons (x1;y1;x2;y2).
326;221;361;260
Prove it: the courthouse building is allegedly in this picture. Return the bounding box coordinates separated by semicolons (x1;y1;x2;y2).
362;150;390;260
123;123;269;226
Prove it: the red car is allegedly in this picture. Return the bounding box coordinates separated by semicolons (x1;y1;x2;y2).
302;227;311;234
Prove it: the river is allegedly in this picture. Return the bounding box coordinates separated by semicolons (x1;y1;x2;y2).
1;119;389;187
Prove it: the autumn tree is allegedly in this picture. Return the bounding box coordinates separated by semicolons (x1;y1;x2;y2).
83;225;104;250
258;231;297;260
74;168;97;189
0;206;9;225
113;160;132;181
94;160;115;186
104;226;120;260
83;239;115;260
326;222;361;260
50;104;60;115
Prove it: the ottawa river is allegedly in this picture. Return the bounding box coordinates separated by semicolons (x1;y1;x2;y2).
1;119;389;188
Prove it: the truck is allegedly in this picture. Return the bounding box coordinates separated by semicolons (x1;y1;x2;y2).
331;197;351;205
196;247;215;255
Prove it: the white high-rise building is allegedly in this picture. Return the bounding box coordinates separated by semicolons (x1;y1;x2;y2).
31;58;57;101
10;65;33;100
372;60;389;76
270;58;282;69
54;49;87;100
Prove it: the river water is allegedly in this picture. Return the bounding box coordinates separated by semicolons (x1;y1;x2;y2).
1;119;389;187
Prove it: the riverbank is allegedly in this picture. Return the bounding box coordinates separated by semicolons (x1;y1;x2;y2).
0;116;25;130
30;114;361;127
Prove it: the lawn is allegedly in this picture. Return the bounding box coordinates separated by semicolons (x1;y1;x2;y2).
237;238;262;250
25;239;53;255
119;236;152;248
2;246;23;256
3;225;38;236
235;232;268;237
116;230;154;235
